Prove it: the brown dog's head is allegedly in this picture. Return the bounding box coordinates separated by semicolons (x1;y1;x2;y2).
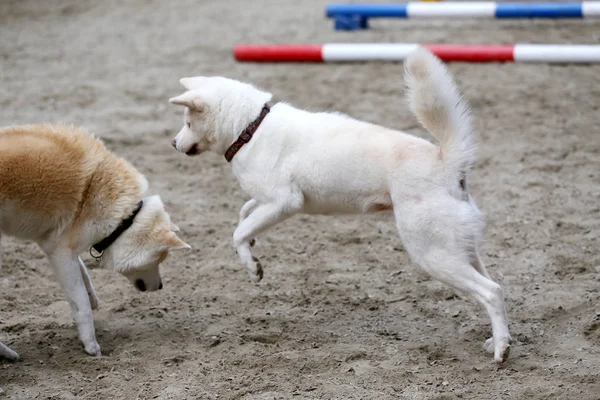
100;195;190;292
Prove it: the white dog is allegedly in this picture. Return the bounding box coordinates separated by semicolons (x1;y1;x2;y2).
0;124;190;361
169;49;511;362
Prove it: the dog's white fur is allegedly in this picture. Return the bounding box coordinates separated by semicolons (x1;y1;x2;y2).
170;48;511;362
0;124;189;361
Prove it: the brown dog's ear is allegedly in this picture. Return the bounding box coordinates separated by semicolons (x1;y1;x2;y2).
161;231;191;250
169;92;204;112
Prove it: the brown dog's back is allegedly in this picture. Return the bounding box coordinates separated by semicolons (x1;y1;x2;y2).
0;125;95;215
0;124;141;242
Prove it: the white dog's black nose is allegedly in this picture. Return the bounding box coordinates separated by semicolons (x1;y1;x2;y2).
159;281;163;290
171;138;177;148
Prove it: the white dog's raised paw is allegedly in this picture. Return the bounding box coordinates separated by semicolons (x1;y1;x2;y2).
84;342;102;358
247;257;264;283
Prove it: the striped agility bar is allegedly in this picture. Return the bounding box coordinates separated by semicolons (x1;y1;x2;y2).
326;2;600;29
234;44;600;63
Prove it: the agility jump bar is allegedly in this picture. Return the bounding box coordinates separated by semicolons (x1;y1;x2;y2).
326;2;600;29
233;44;600;63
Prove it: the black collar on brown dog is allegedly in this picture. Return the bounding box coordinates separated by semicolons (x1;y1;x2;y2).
224;104;270;162
90;201;143;260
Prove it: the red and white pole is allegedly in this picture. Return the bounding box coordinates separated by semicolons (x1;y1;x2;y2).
234;44;600;63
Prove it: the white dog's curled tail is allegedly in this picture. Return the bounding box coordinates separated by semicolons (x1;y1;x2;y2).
404;48;476;177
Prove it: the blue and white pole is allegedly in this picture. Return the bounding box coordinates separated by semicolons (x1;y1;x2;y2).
326;2;600;30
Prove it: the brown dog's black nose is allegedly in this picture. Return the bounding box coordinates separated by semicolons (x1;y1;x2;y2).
135;279;146;292
171;138;177;148
158;281;163;290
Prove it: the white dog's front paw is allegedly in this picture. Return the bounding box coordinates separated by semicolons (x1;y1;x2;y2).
84;341;102;357
247;256;263;282
483;336;511;363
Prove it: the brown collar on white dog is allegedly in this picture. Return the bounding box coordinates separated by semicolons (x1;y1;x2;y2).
224;104;270;162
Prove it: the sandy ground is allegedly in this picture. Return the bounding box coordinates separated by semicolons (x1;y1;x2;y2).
1;0;599;398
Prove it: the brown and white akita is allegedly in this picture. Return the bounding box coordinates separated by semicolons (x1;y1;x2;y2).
0;124;190;360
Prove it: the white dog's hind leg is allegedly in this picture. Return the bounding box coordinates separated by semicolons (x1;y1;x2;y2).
239;199;259;247
414;248;510;362
47;248;101;357
470;251;511;355
78;257;99;310
0;341;19;361
395;208;511;362
233;202;298;282
470;250;491;280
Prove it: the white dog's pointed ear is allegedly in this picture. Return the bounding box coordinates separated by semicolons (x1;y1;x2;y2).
180;77;206;90
169;92;205;111
170;222;180;232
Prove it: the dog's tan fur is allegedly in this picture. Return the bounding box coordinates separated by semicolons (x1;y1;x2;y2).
0;124;189;359
0;125;141;241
